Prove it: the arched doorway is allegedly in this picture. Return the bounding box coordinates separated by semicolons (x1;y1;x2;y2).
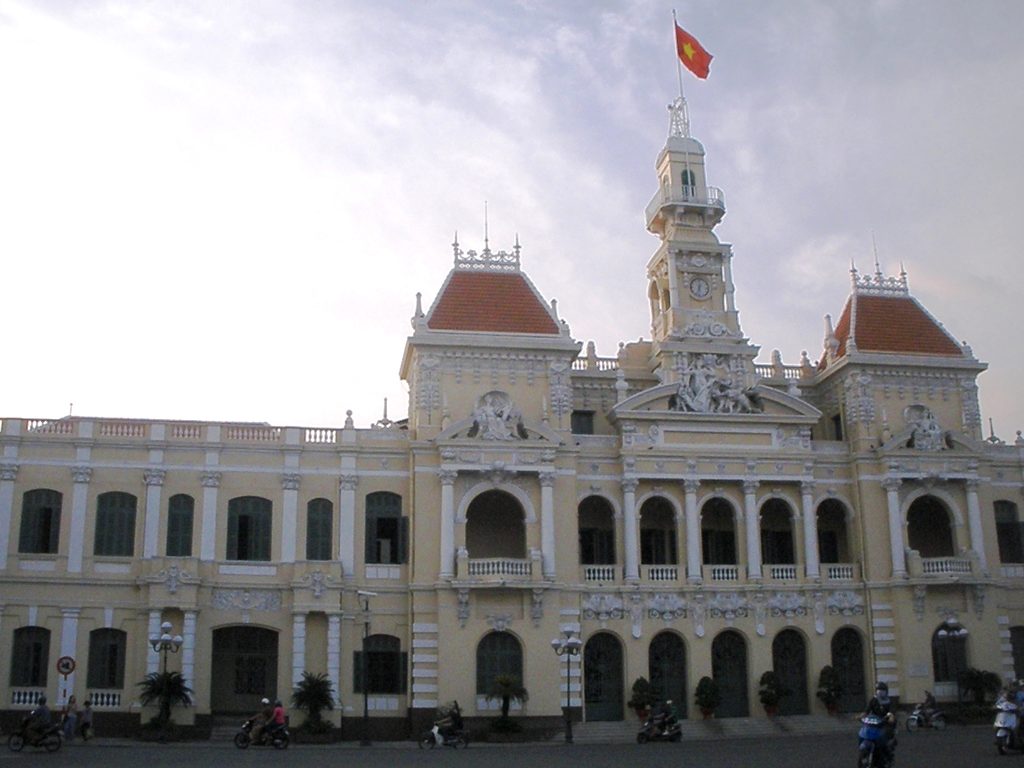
907;496;955;557
584;632;623;721
211;626;279;714
712;630;748;717
465;490;526;558
649;632;687;719
772;629;808;715
831;627;866;712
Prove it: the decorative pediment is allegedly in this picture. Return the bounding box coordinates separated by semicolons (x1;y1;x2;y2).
879;404;972;452
610;383;821;421
436;390;563;445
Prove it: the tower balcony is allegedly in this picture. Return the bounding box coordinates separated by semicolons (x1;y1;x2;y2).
645;185;725;231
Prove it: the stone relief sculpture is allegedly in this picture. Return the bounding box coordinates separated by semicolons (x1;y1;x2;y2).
882;404;951;451
467;390;528;440
669;354;762;414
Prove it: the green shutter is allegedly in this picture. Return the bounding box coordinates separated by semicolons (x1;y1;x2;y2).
353;651;363;693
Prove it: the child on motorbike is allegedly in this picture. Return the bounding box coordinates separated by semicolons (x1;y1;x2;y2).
863;682;896;763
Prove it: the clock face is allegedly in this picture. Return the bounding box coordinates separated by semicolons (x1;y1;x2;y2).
689;277;710;299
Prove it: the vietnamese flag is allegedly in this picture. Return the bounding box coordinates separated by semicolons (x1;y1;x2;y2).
675;22;712;79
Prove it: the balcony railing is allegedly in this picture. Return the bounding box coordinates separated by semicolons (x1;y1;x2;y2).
920;557;973;576
582;565;618;583
645;185;725;225
87;689;122;708
642;564;679;582
466;557;533;578
766;564;799;581
704;564;741;582
822;563;859;581
10;688;45;707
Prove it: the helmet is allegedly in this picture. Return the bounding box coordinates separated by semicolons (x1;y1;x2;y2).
875;682;889;693
261;698;270;705
666;700;673;705
275;700;282;706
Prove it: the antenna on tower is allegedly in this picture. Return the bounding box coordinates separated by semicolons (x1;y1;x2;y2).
483;201;490;254
871;232;882;277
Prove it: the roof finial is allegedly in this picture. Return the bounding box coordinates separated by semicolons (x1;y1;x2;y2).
452;230;461;263
513;232;521;260
483;201;490;255
871;232;882;278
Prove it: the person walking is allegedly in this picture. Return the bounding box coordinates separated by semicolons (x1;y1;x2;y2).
62;695;79;741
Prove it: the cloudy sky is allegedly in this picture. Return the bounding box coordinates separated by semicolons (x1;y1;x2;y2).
2;0;1022;438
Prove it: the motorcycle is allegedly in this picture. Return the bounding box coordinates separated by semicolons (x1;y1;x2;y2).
994;696;1023;755
857;714;895;768
7;715;63;753
233;717;290;749
636;713;682;743
905;702;945;731
418;723;468;749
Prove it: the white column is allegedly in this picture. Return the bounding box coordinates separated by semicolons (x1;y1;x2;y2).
147;610;162;674
0;464;18;570
965;478;988;573
883;477;906;577
143;469;166;559
683;479;702;582
743;480;762;580
439;470;457;579
540;470;556;579
622;479;639;581
292;612;307;686
339;475;358;577
327;613;341;699
199;472;221;561
801;481;820;579
58;608;80;704
67;467;92;573
282;474;300;564
182;610;197;691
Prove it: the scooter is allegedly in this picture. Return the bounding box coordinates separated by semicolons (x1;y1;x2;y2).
233;717;290;749
905;702;945;731
857;714;894;768
418;723;468;748
637;714;682;743
994;696;1023;755
7;715;63;753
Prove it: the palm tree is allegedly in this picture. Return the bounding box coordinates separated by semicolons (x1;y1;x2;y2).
291;672;335;731
137;671;193;728
486;674;529;721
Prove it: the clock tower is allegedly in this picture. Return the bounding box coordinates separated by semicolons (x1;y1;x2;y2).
644;96;760;398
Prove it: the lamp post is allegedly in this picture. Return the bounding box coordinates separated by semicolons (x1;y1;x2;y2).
149;620;183;674
358;591;377;747
550;630;582;744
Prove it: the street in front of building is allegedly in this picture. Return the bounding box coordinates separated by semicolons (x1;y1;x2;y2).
0;727;1012;768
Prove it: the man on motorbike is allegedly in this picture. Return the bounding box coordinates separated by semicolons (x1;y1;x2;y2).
264;699;286;740
436;701;463;741
251;697;272;743
921;690;937;723
864;682;896;764
24;696;53;744
650;700;677;734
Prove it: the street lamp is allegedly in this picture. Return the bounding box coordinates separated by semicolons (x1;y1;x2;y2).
358;591;377;747
149;620;183;674
550;630;583;744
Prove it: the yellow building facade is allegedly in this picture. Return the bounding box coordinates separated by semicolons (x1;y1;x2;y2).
2;95;1024;737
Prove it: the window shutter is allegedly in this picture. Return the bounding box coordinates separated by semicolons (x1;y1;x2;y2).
227;511;239;560
353;651;364;693
365;516;376;564
400;651;408;694
399;516;409;564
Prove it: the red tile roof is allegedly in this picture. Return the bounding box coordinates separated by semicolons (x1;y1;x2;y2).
832;294;962;358
427;271;560;334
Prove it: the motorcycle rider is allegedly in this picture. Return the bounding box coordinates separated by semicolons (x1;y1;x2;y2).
650;699;676;735
24;695;53;744
863;682;896;764
436;701;463;742
264;699;287;740
251;697;272;744
920;689;937;724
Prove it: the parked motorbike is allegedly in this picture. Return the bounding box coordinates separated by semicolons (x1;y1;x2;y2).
905;702;945;731
857;713;895;768
233;717;290;749
994;696;1023;755
636;713;682;743
7;715;63;753
418;723;468;749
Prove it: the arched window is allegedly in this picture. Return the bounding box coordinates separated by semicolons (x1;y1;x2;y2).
306;498;333;561
166;494;194;557
760;499;795;564
640;497;677;565
578;496;615;565
18;488;62;554
227;496;272;561
354;634;406;694
712;630;749;718
87;628;127;689
932;620;968;683
10;626;50;687
94;491;137;557
649;632;687;718
701;498;737;565
995;500;1024;564
476;632;523;696
816;499;850;563
465;490;525;559
907;496;955;557
681;168;696;197
365;492;406;564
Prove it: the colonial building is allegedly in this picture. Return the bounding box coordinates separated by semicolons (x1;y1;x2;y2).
3;94;1023;737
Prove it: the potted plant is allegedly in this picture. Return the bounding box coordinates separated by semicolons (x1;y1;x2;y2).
627;676;656;719
291;671;336;739
694;676;720;719
486;674;529;735
758;670;787;716
137;670;193;736
816;665;842;714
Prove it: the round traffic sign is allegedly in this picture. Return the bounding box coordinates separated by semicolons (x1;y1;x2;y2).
56;656;76;677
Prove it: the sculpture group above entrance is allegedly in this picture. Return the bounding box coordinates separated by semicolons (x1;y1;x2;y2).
669;354;763;414
467;391;528;440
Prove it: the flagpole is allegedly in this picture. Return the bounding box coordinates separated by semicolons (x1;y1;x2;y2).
672;9;685;102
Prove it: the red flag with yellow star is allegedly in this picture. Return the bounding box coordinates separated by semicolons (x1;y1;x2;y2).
675;22;712;79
